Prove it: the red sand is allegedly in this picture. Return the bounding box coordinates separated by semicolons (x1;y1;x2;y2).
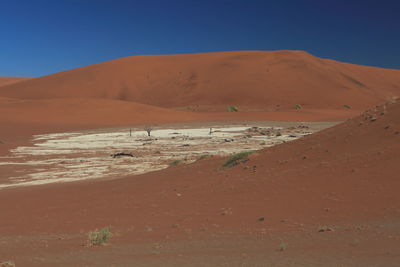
0;51;399;111
0;50;395;155
0;76;32;87
0;51;399;266
0;95;399;266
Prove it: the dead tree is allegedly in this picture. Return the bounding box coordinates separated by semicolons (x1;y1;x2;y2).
144;126;153;137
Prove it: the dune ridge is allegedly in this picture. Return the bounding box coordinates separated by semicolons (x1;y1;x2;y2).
0;51;399;111
0;76;32;87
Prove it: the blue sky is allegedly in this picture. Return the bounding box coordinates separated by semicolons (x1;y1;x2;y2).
1;0;399;77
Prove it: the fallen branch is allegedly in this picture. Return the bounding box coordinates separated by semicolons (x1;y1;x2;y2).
111;152;134;158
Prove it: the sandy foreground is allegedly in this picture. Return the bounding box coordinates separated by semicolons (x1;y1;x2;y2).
0;101;399;266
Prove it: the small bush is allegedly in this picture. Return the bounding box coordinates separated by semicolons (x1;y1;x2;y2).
197;154;211;161
343;104;351;109
227;105;239;112
318;225;334;232
169;160;181;166
223;151;254;168
279;241;287;251
295;104;302;110
88;226;112;246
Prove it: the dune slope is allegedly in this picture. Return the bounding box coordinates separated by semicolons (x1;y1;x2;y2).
0;76;32;87
0;100;399;265
0;51;399;111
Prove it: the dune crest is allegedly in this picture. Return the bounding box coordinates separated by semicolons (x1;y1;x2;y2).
0;77;32;87
0;51;399;111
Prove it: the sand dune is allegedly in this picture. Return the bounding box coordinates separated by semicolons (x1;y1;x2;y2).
1;51;399;265
0;76;32;87
0;98;199;127
0;51;399;111
0;99;398;265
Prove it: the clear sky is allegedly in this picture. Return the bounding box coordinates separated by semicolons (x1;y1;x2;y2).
1;0;399;77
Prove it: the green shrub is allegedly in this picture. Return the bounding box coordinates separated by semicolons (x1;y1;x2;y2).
196;154;211;161
295;104;302;110
279;241;287;251
227;105;239;112
169;160;181;166
88;226;112;246
343;104;351;109
223;151;254;168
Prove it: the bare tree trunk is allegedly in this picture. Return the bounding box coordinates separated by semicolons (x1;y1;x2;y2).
144;126;153;137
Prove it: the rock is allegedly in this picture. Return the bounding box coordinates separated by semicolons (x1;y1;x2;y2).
258;217;265;222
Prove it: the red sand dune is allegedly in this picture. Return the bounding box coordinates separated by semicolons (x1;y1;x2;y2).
0;99;398;265
0;51;399;111
0;50;396;151
0;76;32;87
0;51;399;265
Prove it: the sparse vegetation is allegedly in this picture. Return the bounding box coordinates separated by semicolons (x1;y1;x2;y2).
295;104;302;110
227;105;239;112
279;241;287;251
343;104;351;109
318;225;334;232
223;151;254;168
88;226;112;246
169;160;182;166
197;154;211;161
